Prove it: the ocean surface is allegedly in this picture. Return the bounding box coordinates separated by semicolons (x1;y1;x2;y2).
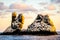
0;35;60;40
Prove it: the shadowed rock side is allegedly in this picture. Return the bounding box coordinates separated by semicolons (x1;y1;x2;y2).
4;26;16;33
0;13;57;35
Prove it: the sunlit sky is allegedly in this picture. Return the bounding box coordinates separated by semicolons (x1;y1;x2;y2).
0;0;51;6
0;0;60;11
0;0;52;10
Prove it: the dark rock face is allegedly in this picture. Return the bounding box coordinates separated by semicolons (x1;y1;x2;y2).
27;14;52;32
11;14;23;29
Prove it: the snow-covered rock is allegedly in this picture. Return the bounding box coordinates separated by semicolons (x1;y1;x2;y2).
27;14;51;32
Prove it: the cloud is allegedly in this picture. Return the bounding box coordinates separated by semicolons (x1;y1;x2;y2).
47;4;56;10
9;3;37;11
51;0;60;3
0;2;8;10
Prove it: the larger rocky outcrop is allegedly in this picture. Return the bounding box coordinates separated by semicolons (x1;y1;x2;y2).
27;14;55;32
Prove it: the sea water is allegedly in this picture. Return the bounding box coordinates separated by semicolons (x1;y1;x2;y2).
0;35;60;40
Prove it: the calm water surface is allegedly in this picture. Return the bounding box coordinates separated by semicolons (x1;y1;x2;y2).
0;35;60;40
